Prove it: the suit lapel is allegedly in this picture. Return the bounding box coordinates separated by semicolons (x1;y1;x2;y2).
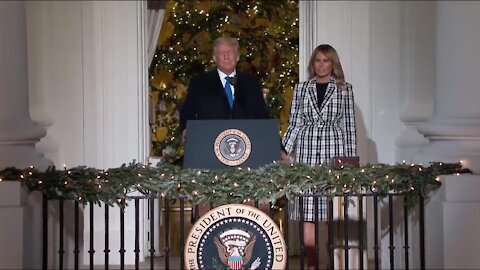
211;70;225;95
210;70;231;109
318;77;337;114
233;72;243;105
307;79;321;116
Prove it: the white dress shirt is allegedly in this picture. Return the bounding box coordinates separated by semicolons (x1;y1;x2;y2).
217;69;237;99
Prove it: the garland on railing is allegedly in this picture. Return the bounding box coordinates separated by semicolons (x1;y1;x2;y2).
0;161;470;207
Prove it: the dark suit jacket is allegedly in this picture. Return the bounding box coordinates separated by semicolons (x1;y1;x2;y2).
179;69;268;130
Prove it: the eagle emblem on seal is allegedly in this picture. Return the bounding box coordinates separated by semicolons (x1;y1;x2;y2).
213;229;261;270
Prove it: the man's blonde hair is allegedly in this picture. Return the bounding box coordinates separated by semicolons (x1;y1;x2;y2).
213;37;239;55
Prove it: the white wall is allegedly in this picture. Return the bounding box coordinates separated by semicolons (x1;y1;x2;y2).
27;1;149;169
26;1;149;267
300;1;435;165
299;1;436;268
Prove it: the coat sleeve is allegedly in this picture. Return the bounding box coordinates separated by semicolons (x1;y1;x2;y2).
341;83;357;156
282;82;305;155
179;76;199;131
251;75;268;119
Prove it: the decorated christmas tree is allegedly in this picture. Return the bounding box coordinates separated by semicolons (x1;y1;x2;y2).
150;0;299;163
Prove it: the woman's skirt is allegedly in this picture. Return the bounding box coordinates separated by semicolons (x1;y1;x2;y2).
288;190;328;221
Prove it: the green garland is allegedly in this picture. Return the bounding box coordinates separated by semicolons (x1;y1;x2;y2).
0;161;469;207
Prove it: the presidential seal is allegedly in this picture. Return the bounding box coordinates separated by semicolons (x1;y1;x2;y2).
214;129;251;166
185;204;287;270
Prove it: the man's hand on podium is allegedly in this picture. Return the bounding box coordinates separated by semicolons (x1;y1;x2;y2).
182;129;186;144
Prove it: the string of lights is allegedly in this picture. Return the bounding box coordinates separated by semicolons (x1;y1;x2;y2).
0;161;470;208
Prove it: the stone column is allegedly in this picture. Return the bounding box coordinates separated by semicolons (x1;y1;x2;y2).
394;2;435;163
0;1;50;170
418;2;480;269
0;2;49;269
416;1;480;173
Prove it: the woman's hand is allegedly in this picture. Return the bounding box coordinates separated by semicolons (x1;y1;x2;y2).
281;151;291;162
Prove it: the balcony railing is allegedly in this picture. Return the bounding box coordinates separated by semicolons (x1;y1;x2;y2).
41;191;426;270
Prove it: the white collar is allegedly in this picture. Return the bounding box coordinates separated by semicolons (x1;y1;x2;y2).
217;69;237;80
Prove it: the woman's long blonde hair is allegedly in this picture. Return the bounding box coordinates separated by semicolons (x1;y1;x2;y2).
307;44;346;89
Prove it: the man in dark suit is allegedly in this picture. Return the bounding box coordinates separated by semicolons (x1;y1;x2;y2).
179;36;268;141
180;37;270;219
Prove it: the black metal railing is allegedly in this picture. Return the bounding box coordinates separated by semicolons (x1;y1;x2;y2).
41;192;425;270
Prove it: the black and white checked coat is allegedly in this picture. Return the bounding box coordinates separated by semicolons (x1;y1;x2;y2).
282;77;357;221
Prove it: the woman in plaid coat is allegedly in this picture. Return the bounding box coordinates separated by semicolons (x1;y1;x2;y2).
282;44;357;268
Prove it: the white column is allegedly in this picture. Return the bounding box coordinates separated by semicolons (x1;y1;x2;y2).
0;182;27;269
416;1;480;173
425;175;480;269
25;0;149;267
394;2;435;163
0;1;50;170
